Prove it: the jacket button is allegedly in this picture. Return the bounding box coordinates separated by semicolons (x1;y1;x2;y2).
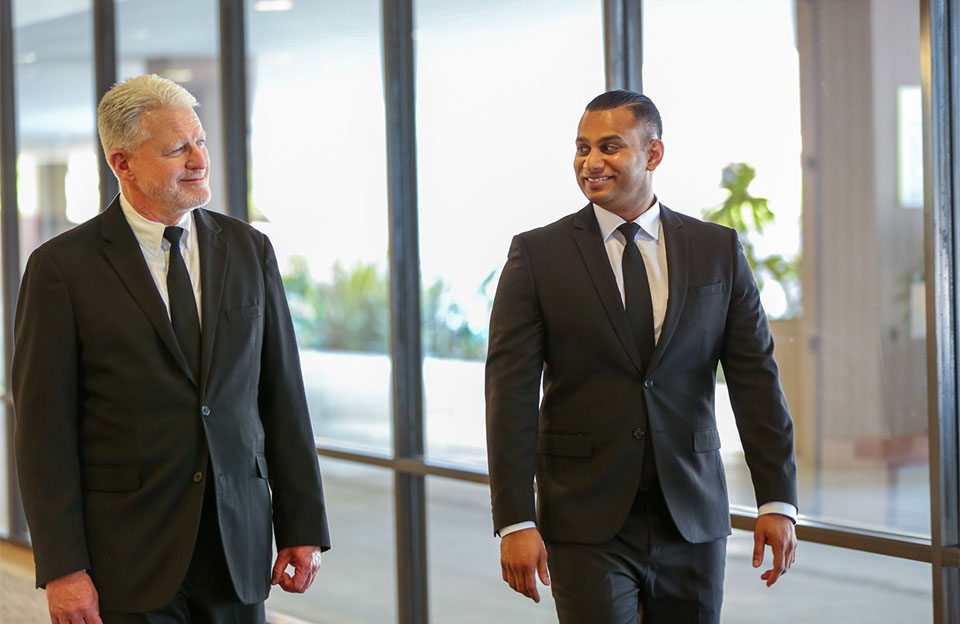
201;405;211;416
193;472;203;483
632;428;644;440
643;379;654;389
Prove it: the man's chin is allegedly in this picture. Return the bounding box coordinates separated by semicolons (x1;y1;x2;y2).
183;190;212;210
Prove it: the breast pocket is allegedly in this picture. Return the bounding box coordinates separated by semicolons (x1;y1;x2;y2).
688;281;723;297
226;303;262;323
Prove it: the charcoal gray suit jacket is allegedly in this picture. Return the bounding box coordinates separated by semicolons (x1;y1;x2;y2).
13;197;330;612
485;203;797;545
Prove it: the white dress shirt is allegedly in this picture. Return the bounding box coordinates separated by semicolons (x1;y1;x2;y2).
119;195;202;326
499;200;796;538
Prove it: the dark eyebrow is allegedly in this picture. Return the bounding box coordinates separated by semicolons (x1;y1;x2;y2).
575;134;625;143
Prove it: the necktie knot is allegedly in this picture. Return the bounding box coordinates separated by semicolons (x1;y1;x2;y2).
617;222;640;247
163;226;184;248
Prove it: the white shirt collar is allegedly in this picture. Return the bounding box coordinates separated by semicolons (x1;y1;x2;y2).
593;199;662;243
119;194;195;257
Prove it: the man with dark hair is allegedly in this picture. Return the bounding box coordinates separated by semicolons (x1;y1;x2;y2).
485;89;797;623
14;74;330;624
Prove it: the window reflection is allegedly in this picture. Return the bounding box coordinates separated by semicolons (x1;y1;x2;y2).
724;529;931;623
117;0;226;214
265;459;397;623
14;0;97;261
415;0;606;466
246;0;392;453
643;0;928;535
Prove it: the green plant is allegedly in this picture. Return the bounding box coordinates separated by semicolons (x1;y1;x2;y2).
282;258;488;360
702;163;800;318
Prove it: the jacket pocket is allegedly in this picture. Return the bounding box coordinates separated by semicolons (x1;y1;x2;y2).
83;466;140;492
688;281;723;296
227;304;263;323
537;432;591;458
693;427;721;452
256;454;269;479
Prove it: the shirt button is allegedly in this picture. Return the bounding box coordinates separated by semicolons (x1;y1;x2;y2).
643;379;654;389
632;428;645;440
201;405;211;416
193;472;204;483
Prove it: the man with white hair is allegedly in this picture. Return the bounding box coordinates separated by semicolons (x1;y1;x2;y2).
13;74;330;623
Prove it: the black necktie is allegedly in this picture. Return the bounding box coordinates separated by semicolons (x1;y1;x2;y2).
617;222;655;367
618;222;658;490
163;226;200;379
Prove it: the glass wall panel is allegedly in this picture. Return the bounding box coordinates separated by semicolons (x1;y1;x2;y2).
247;0;391;454
415;0;605;467
116;0;227;214
266;459;396;623
426;476;557;623
643;0;929;535
723;529;931;623
9;0;97;539
13;0;96;260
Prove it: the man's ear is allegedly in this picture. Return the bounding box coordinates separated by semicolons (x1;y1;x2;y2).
109;149;135;181
646;138;665;171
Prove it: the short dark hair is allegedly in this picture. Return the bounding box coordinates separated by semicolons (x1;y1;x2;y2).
585;90;662;140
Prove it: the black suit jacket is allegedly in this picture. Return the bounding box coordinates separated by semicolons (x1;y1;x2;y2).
13;198;330;612
485;203;797;545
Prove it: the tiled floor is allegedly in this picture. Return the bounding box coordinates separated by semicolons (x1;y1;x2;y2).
0;539;309;624
0;540;47;623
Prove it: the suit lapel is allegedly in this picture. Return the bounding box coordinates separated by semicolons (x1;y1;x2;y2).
100;198;197;385
648;204;688;372
193;209;228;392
572;205;646;376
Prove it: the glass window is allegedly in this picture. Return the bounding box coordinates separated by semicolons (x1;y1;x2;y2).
723;530;931;623
7;0;97;537
427;477;557;622
246;0;391;454
116;0;227;214
415;0;606;467
266;459;397;623
14;0;97;260
643;0;928;536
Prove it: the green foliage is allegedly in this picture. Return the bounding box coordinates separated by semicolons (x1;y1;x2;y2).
702;163;800;318
282;257;488;360
283;258;390;353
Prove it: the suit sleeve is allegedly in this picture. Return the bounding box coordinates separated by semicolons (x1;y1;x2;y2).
485;235;545;534
12;250;91;587
720;232;798;509
258;236;331;551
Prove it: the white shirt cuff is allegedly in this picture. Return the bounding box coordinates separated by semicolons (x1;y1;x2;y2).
498;521;537;537
758;501;798;522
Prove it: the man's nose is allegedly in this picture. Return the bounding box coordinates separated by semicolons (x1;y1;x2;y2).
186;145;207;169
583;150;604;171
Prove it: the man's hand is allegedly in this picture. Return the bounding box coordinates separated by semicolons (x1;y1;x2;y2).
271;546;322;594
500;527;550;603
753;513;797;587
46;570;102;624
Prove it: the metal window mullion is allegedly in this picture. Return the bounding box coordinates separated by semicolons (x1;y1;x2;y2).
93;0;118;209
0;0;26;543
922;0;960;622
603;0;642;91
218;0;249;222
382;1;428;623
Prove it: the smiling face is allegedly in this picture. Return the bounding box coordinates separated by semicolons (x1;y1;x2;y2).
110;106;211;225
573;105;664;221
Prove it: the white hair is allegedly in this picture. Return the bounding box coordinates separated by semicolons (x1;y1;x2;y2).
96;74;199;156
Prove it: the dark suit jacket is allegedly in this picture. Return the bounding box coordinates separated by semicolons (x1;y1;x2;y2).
13;198;331;612
486;203;797;545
